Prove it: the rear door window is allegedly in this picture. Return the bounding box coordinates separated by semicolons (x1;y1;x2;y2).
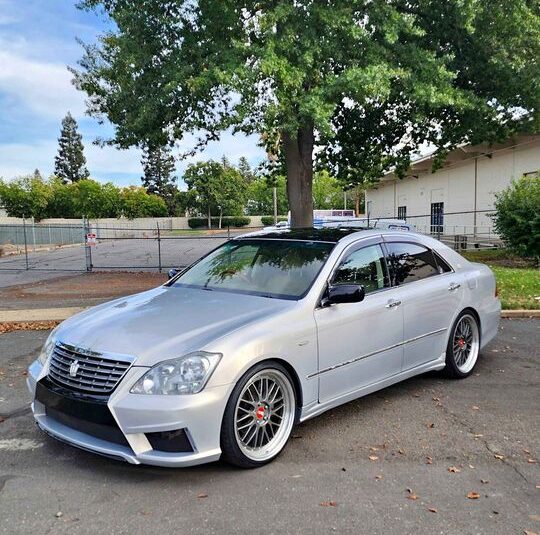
385;242;441;286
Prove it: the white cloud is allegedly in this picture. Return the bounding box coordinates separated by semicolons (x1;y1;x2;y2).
0;139;143;180
0;48;85;120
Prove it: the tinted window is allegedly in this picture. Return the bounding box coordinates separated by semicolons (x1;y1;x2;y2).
174;239;334;299
385;242;440;285
434;252;452;273
332;244;390;294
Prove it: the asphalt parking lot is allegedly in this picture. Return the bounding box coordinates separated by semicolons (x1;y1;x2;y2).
0;234;234;282
0;320;538;534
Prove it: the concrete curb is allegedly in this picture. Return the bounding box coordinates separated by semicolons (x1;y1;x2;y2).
0;307;86;323
0;307;538;324
500;309;540;318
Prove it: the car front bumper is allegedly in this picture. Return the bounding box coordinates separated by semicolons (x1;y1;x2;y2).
27;360;232;467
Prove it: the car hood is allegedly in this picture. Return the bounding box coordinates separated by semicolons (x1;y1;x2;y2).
55;286;294;367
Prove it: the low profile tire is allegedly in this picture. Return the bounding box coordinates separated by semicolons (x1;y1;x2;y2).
220;362;297;468
444;311;481;379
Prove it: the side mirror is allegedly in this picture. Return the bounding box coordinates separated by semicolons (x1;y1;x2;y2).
321;284;365;307
168;268;180;280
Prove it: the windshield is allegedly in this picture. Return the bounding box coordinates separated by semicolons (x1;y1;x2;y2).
173;239;335;299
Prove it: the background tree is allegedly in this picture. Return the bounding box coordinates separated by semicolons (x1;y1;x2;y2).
121;186;168;219
246;175;288;216
238;157;256;184
74;0;539;227
491;176;540;262
0;174;51;220
54;112;89;183
183;160;246;228
141;144;178;214
312;171;345;210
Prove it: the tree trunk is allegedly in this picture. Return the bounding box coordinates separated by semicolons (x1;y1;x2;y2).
283;124;314;228
207;205;211;229
219;208;223;229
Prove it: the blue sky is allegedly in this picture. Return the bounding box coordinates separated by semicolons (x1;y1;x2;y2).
0;0;265;186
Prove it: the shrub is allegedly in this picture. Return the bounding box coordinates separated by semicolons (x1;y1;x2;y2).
260;216;288;226
491;175;540;261
188;216;250;229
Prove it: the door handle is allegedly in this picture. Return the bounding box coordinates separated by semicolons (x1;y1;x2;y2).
448;282;461;291
386;299;402;308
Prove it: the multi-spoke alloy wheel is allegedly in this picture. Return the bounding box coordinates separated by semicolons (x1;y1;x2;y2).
445;312;480;378
221;363;296;467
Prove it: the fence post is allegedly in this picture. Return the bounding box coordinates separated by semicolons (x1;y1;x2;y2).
157;222;162;273
31;217;36;252
227;225;231;240
22;217;29;270
83;217;93;272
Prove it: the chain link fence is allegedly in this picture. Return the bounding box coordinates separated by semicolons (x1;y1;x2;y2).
0;210;501;273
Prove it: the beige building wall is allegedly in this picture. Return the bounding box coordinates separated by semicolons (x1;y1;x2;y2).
366;137;540;234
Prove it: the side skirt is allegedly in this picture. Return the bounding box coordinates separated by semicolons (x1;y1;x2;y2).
299;354;446;423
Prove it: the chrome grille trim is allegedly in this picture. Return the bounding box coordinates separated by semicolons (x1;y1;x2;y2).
48;342;135;395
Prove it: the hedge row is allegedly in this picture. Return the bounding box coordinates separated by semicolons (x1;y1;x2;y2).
260;216;288;226
188;216;251;229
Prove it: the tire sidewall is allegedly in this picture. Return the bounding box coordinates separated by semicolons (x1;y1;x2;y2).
220;361;296;468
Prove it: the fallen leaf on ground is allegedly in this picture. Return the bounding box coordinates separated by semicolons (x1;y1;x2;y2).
427;423;435;429
197;493;208;499
467;492;480;499
447;466;461;473
523;531;539;535
427;507;438;513
369;455;379;461
375;475;383;480
370;446;379;452
425;456;433;465
481;479;489;484
471;406;480;410
494;454;505;460
320;501;337;507
528;459;537;464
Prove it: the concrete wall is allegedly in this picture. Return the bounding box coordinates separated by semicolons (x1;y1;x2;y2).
366;139;540;235
0;215;269;245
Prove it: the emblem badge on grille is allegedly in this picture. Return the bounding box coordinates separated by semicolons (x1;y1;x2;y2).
69;360;80;377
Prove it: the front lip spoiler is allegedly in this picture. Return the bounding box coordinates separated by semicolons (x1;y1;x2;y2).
34;411;222;467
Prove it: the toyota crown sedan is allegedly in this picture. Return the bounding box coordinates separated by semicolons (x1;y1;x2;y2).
27;228;500;468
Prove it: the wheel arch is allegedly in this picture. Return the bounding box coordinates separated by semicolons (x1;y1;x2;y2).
228;357;304;423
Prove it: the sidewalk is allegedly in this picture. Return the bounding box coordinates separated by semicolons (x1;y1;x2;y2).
0;271;167;310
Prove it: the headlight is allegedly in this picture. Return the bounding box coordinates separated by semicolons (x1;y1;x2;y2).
37;329;58;365
130;351;222;395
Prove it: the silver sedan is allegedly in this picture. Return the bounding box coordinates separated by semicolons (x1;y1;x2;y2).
27;228;500;468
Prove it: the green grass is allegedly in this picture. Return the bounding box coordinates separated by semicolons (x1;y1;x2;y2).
166;229;208;236
462;249;539;310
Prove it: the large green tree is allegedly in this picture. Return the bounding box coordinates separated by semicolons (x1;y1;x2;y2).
74;0;539;227
54;112;90;183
